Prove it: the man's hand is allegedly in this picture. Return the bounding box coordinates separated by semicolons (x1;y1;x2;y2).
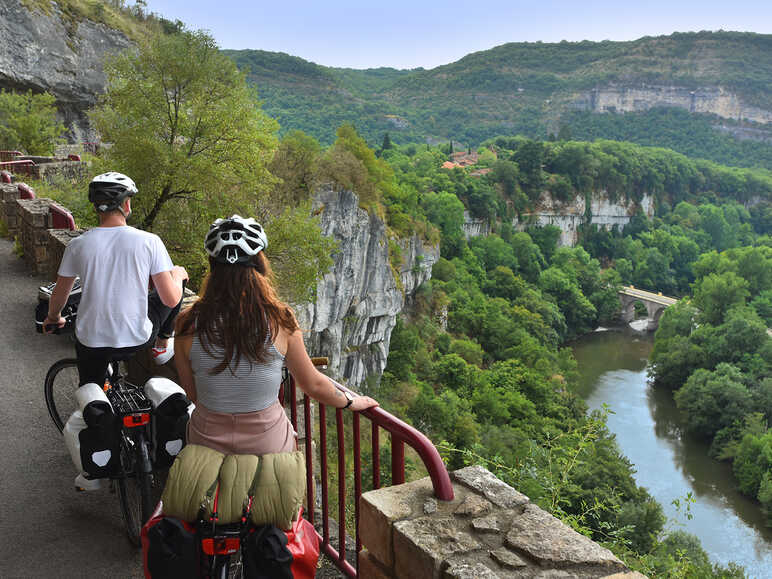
43;313;66;334
171;266;189;284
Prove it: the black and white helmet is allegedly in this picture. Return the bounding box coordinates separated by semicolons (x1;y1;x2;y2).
88;172;137;212
205;215;268;265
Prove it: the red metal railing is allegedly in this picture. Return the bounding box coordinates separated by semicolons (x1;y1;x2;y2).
0;159;34;176
283;363;453;577
0;150;22;162
17;183;35;200
49;201;76;230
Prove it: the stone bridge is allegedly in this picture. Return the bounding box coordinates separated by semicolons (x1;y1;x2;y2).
618;286;678;331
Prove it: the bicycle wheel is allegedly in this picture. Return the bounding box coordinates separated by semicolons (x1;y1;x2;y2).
207;552;243;579
117;436;154;547
44;358;79;433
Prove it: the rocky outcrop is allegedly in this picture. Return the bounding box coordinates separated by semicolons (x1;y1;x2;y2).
462;211;491;240
0;0;131;141
516;192;653;246
571;84;772;125
295;187;439;389
462;192;653;247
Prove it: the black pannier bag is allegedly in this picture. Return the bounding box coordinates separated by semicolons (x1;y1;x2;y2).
144;378;191;469
242;524;293;579
76;383;121;478
145;517;198;579
35;277;81;333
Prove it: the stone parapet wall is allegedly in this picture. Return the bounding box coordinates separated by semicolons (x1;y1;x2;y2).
29;160;88;184
0;183;22;235
360;466;646;579
47;228;82;279
17;197;55;275
12;196;82;277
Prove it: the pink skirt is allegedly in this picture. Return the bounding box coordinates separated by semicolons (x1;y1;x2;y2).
187;400;297;455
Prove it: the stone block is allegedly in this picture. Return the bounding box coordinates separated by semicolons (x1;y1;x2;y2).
360;477;434;568
452;466;529;510
505;503;625;573
489;548;527;570
358;549;394;579
442;561;501;579
47;229;82;279
394;517;481;579
17;197;52;228
454;494;492;517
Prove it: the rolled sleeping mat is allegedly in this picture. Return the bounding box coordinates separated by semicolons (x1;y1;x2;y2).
63;410;87;473
144;377;191;468
76;383;113;429
144;377;186;409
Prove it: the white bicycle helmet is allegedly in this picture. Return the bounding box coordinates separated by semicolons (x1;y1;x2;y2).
205;215;268;265
88;172;138;212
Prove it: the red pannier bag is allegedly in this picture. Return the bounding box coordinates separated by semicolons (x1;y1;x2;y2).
286;508;319;579
141;501;198;579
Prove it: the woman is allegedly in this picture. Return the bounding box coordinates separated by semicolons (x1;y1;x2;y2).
174;215;378;455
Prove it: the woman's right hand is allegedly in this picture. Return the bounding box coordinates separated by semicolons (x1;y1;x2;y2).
349;395;379;412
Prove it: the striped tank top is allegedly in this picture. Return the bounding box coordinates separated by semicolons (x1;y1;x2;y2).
190;333;285;414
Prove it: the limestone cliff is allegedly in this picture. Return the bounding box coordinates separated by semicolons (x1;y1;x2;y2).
0;0;131;141
463;192;654;247
295;187;439;389
571;84;772;125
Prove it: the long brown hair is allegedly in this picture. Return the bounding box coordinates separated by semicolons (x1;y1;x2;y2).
176;252;298;375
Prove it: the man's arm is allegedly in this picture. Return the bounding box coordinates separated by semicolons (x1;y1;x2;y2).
44;276;76;331
151;266;188;307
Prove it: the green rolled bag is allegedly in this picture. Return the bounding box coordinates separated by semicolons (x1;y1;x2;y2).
161;444;306;530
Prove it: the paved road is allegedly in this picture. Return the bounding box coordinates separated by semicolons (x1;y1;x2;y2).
619;285;679;306
0;237;143;578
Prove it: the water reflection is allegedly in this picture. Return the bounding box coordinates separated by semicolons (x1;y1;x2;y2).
572;327;772;578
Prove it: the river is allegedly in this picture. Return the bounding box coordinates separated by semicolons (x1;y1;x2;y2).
571;327;772;578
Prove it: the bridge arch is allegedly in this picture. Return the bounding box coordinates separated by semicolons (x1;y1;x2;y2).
618;286;677;331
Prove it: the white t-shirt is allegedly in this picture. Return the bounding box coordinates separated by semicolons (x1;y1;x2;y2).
58;226;174;348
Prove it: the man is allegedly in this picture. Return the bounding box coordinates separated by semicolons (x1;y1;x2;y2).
45;171;188;385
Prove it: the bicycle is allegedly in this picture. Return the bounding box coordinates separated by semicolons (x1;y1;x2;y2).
44;354;160;547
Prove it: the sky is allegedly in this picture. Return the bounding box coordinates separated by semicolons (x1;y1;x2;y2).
144;0;771;70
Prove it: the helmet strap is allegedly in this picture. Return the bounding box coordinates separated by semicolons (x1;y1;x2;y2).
117;198;131;219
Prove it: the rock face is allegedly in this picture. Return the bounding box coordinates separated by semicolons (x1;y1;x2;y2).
294;187;439;389
520;192;654;247
0;0;131;141
571;84;772;125
463;192;653;247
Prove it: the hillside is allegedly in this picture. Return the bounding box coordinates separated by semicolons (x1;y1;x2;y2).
225;31;772;169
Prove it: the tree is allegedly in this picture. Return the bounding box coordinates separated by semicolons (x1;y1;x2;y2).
692;271;750;325
91;28;278;234
90;29;335;300
0;89;65;155
674;364;753;439
268;130;322;207
381;132;393;152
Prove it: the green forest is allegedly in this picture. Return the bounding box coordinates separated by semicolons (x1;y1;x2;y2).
224;31;772;171
261;122;770;576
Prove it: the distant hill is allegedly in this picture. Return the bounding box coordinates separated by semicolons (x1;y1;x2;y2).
225;31;772;170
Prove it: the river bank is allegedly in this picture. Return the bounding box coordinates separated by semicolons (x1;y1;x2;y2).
572;326;772;578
